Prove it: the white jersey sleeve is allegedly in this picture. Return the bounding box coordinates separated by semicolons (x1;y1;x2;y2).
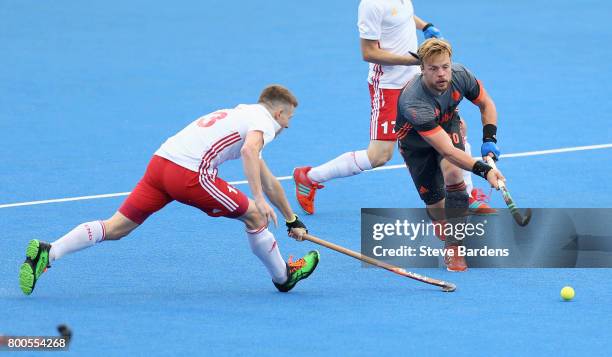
245;114;276;147
244;111;277;159
358;0;384;40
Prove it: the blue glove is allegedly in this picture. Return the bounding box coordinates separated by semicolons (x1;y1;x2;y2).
422;23;442;39
481;142;501;161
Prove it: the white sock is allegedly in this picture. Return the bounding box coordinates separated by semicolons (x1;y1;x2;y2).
308;150;373;183
49;221;106;261
463;137;474;195
246;227;288;284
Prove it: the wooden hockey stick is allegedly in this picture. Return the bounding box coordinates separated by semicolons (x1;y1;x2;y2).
302;233;456;292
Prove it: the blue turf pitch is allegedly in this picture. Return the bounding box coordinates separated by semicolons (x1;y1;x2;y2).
2;0;612;355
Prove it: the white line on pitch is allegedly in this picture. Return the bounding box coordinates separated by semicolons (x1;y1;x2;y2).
371;143;612;171
1;143;611;209
0;192;132;209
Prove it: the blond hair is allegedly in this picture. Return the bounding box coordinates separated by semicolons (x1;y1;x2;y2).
258;84;298;108
417;38;452;64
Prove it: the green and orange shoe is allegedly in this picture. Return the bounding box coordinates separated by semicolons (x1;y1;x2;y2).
274;250;320;292
19;239;51;295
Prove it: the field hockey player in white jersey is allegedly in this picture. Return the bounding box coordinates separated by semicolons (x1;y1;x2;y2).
19;85;319;296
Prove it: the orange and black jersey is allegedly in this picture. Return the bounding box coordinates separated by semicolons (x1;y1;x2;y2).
395;63;487;148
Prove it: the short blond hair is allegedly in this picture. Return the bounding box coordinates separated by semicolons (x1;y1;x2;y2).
258;84;298;108
417;38;452;64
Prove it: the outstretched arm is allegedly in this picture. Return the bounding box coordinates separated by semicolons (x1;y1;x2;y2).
259;159;294;221
419;127;505;188
260;159;308;240
240;130;278;226
414;15;428;30
472;87;500;159
473;88;497;128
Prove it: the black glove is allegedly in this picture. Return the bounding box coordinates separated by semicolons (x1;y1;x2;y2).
286;214;308;234
471;160;493;179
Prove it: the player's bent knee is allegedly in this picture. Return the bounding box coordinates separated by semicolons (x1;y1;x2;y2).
367;141;395;168
248;212;267;231
103;212;139;240
102;224;131;240
370;150;393;167
441;165;464;185
444;173;464;186
238;202;267;231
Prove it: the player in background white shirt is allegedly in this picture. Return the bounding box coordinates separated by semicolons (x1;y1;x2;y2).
19;85;320;296
293;0;494;215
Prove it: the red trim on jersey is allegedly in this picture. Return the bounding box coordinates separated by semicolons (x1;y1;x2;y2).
418;126;443;137
199;133;242;211
471;80;487;105
198;132;241;179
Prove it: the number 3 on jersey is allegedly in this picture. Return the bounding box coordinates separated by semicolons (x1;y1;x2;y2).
197;111;228;128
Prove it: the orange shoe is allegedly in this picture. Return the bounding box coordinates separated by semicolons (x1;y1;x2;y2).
444;245;468;272
292;167;324;215
469;188;497;215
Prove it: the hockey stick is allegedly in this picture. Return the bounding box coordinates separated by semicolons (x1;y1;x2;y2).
485;156;532;226
302;233;456;292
